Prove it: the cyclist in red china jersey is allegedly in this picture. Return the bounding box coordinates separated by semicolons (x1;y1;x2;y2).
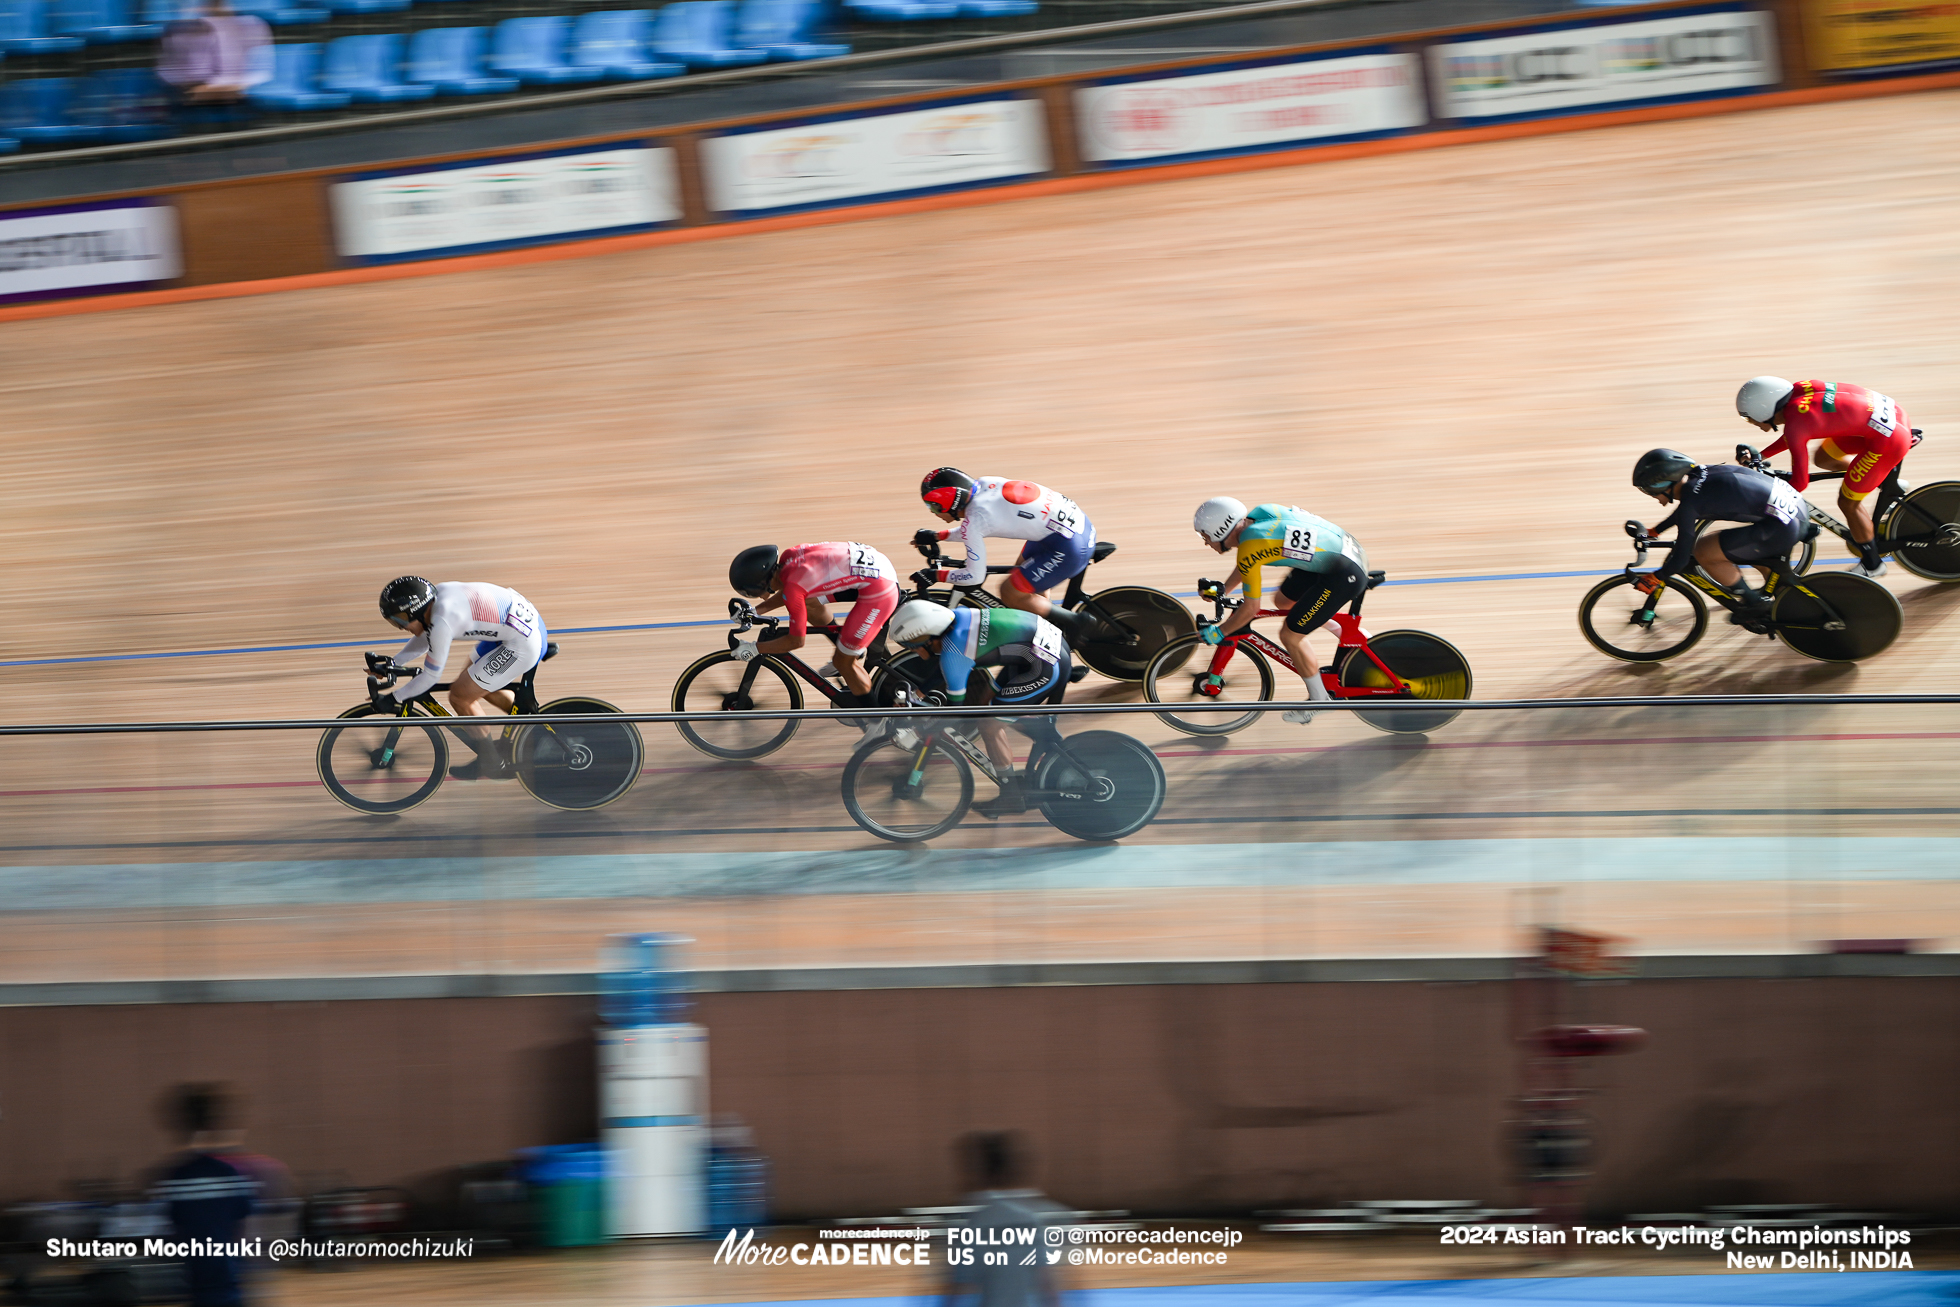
727;542;899;700
1737;376;1915;578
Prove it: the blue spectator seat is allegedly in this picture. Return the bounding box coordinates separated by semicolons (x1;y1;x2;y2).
843;0;958;19
249;42;350;107
320;0;403;17
321;33;435;100
85;67;173;139
47;0;160;41
650;0;765;68
735;0;847;60
407;26;517;94
231;0;330;25
139;0;184;20
490;16;604;84
0;135;17;154
568;11;681;80
957;0;1034;13
0;77;106;142
0;0;88;52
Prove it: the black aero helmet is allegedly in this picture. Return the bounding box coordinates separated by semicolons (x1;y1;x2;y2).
379;576;436;628
921;467;977;516
729;545;780;598
1632;448;1698;494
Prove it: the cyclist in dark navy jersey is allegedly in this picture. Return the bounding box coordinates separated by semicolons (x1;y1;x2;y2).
1632;449;1808;609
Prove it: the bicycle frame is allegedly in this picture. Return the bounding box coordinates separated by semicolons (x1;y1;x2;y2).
911;539;1138;637
1747;435;1952;559
721;601;874;705
1624;533;1849;634
885;700;1093;800
1205;609;1414;698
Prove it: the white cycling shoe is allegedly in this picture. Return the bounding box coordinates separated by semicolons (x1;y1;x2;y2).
1281;708;1321;725
1850;559;1889;579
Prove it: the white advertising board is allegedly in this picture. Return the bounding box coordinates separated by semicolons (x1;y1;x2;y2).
1431;8;1778;119
332;146;680;260
1075;51;1426;164
702;98;1049;216
0;201;180;304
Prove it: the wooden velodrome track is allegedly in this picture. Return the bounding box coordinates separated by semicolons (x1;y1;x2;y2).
4;90;1960;985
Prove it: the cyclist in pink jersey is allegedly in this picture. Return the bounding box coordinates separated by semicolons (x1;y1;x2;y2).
727;542;899;700
1737;376;1916;578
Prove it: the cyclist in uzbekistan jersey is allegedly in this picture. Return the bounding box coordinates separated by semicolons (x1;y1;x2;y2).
378;576;547;781
1191;497;1367;726
726;542;899;714
886;599;1071;817
1737;376;1916;578
916;469;1092;644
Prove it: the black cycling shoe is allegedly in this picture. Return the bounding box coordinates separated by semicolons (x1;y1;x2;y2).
973;776;1030;819
1068;663;1090;683
450;744;516;781
1045;606;1091;646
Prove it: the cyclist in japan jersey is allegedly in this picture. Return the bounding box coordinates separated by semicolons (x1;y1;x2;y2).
379;577;547;781
726;542;899;704
1192;497;1368;725
1738;376;1914;577
887;599;1071;817
917;469;1091;642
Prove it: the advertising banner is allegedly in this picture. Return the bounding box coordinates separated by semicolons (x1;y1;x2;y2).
332;145;681;263
0;199;180;306
701;97;1049;217
1075;49;1426;166
1803;0;1960;74
1430;6;1779;121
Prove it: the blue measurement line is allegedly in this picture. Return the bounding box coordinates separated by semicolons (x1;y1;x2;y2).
11;562;1863;671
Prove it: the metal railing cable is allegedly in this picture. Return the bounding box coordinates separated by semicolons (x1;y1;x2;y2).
5;694;1960;736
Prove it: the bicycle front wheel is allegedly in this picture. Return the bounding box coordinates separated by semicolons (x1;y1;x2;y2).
1884;479;1960;581
1577;574;1708;662
516;697;644;811
1032;730;1165;841
1337;630;1473;735
1141;634;1273;735
1073;587;1196;682
671;651;803;760
1773;572;1903;663
840;733;974;843
317;703;448;815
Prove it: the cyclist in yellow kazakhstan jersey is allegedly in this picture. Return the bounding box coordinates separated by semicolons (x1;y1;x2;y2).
1192;497;1369;725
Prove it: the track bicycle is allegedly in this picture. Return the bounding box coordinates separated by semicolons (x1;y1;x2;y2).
840;687;1166;843
1576;519;1902;663
317;644;644;814
1140;570;1471;736
1735;437;1960;582
671;599;927;760
908;536;1194;682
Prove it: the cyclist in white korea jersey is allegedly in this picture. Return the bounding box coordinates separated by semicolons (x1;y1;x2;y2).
915;468;1092;643
377;576;547;781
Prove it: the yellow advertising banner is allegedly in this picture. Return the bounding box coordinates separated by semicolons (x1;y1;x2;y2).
1805;0;1960;72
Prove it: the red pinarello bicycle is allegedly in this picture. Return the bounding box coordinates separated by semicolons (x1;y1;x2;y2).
1140;569;1471;736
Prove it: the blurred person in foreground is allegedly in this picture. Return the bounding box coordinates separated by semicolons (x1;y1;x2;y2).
157;0;270;132
940;1132;1066;1307
1737;375;1916;579
153;1082;282;1307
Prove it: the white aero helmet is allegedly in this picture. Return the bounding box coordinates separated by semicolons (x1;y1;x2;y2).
1736;376;1796;423
889;599;956;646
1194;496;1248;545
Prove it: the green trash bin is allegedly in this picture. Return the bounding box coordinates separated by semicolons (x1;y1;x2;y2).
523;1145;608;1247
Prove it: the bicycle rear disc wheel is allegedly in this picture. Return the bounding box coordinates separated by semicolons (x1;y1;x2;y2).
671;651;803;760
1337;630;1473;734
1033;730;1165;842
1885;480;1960;581
840;734;974;843
868;648;939;709
1773;572;1903;663
516;697;644;811
1577;574;1708;662
1141;633;1273;736
317;703;448;815
1073;587;1196;682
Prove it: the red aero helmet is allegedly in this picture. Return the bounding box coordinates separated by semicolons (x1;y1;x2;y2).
921;467;977;515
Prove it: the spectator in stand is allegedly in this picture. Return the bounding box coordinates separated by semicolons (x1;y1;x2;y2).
152;1082;266;1307
157;0;270;132
940;1132;1067;1307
